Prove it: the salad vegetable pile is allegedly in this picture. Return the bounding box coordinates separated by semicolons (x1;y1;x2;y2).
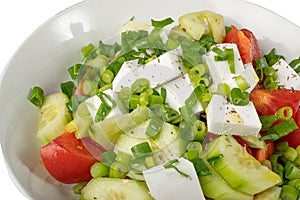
28;9;300;200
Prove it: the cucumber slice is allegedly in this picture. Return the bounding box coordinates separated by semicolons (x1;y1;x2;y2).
203;135;282;195
37;92;71;146
254;186;281;200
89;106;151;150
199;160;253;200
80;177;153;200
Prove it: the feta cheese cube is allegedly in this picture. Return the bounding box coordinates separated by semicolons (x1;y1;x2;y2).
204;44;258;93
272;59;300;90
112;49;184;92
206;95;262;137
143;158;205;200
161;74;204;113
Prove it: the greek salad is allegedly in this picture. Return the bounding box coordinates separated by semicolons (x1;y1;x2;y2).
28;10;300;200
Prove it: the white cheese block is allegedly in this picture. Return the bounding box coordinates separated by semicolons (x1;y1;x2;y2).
161;74;203;113
203;43;244;84
112;48;184;92
143;158;205;200
206;95;262;137
85;89;124;121
204;44;258;93
272;58;300;90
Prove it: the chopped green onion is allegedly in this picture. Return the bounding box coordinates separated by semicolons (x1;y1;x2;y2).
160;87;167;103
288;179;300;190
146;117;164;139
129;95;140;109
273;118;298;137
164;107;180;123
100;150;117;166
230;88;249;106
263;77;278;90
101;69;114;84
60;81;74;99
164;159;190;178
82;80;98;96
280;185;299;200
149;95;164;107
151;17;174;28
264;48;284;66
115;151;133;166
28;86;44;107
217;83;231;97
234;75;250;91
212;47;229;61
139;92;149;107
179;106;197;124
186;141;202;155
275;141;289;152
192;120;207;142
283;147;298;163
68;64;82;80
190;157;211;177
188;64;207;80
131;78;150;94
259;115;282;131
81;43;95;57
276;106;293;120
224;48;235;73
131;142;152;158
72;182;87;195
109;162;128;178
289;56;300;73
90;162;110;178
263;66;276;77
95;103;111;122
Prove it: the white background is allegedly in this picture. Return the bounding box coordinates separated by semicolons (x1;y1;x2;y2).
0;0;300;199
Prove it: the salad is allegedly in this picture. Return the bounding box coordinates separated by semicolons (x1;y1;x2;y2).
27;9;300;200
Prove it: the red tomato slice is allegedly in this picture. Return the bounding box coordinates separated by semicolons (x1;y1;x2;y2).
278;109;300;148
241;29;263;62
224;26;263;65
224;26;252;64
250;88;300;117
40;132;100;184
252;142;275;163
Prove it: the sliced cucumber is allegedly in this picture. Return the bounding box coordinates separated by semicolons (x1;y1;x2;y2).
37;92;71;146
80;177;154;200
199;160;253;200
254;186;281;200
178;10;225;43
240;134;266;149
89;106;151;150
203;135;282;195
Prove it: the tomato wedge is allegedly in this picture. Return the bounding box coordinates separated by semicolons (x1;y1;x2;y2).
252;142;275;163
40;132;100;184
224;26;263;65
278;109;300;148
250;88;300;117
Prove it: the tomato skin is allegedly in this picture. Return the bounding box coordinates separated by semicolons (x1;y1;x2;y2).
224;26;262;65
278;109;300;148
40;132;100;184
252;142;275;163
241;29;263;62
224;26;252;64
250;88;300;117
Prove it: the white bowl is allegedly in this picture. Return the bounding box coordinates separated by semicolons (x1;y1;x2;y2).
1;0;300;199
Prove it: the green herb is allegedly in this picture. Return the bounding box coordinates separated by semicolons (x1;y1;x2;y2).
68;63;82;80
289;56;300;73
264;48;284;66
230;88;249;106
27;86;44;107
81;43;95;57
164;159;190;178
60;81;74;99
151;17;174;28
